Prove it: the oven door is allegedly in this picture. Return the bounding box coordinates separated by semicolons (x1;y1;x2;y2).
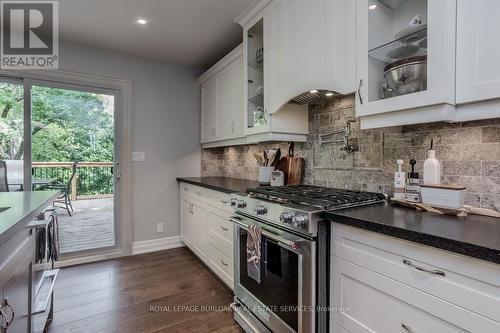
231;214;315;333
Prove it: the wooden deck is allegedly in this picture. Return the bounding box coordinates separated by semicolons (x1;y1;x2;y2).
46;248;242;333
57;198;115;254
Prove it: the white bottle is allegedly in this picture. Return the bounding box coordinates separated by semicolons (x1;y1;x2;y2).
423;140;441;185
394;159;406;200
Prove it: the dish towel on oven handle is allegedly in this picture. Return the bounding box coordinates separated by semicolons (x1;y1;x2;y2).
247;224;262;283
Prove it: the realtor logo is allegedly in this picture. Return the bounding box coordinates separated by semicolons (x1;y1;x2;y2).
1;1;58;69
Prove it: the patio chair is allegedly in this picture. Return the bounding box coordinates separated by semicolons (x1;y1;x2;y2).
5;160;23;191
0;161;8;192
43;161;78;216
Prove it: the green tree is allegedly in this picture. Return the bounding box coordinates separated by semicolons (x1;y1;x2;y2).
0;83;114;162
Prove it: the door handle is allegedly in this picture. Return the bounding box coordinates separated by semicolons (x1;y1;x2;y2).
229;216;306;250
357;79;363;104
114;163;121;181
0;298;15;329
401;323;414;332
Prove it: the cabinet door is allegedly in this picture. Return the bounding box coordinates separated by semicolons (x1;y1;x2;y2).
355;0;456;118
264;0;286;115
217;56;245;140
1;252;32;333
284;0;356;101
200;76;217;143
244;13;270;135
192;202;209;262
456;0;500;104
180;197;194;247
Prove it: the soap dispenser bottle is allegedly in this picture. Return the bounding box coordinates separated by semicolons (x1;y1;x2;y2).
423;139;441;185
405;159;422;203
394;159;406;200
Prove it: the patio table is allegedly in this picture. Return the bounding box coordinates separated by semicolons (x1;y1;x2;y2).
8;178;56;191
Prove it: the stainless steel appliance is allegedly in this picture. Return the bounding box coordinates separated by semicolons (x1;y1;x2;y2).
28;209;60;333
230;185;386;333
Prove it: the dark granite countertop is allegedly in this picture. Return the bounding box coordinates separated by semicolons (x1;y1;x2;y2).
324;202;500;264
0;191;59;246
176;177;262;194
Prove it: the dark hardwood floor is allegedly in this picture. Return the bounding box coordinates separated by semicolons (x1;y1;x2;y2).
46;247;243;333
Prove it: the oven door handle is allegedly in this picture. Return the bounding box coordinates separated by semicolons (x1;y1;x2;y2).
230;216;307;249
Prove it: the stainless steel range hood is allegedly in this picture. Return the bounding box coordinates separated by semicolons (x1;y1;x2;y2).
289;89;343;105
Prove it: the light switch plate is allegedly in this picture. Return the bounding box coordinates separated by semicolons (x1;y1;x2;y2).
132;152;145;161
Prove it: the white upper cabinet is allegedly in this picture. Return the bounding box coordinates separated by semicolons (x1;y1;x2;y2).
356;0;457;128
199;45;245;146
217;56;245;140
264;0;286;115
242;5;309;142
200;76;217;143
284;0;356;101
456;0;500;104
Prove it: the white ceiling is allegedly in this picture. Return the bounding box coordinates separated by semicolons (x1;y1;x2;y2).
59;0;252;70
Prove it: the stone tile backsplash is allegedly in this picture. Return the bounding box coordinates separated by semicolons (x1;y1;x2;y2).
201;94;500;209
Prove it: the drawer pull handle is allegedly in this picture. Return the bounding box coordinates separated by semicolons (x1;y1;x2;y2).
401;323;414;332
221;259;229;267
403;259;445;277
221;200;229;204
221;226;229;231
0;298;15;329
196;192;202;196
183;188;188;191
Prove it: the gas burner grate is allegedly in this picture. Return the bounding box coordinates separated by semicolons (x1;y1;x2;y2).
248;185;387;210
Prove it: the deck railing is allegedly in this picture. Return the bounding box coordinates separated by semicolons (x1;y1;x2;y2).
32;162;113;200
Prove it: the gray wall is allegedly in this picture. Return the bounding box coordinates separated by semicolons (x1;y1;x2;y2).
59;42;201;242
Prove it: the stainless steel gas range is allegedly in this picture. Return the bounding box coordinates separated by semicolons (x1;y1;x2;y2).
229;185;386;333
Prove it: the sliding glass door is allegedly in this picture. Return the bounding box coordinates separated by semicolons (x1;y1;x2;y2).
0;75;120;258
0;77;29;191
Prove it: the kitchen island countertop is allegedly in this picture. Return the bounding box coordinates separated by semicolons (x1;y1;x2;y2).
0;191;59;246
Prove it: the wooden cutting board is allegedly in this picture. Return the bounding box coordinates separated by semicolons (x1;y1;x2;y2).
276;156;304;185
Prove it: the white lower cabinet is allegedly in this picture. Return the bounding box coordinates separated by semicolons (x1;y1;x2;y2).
331;223;500;333
180;183;234;290
191;202;208;262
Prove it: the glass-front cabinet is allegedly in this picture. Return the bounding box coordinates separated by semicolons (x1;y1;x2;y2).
245;16;269;133
355;0;457;121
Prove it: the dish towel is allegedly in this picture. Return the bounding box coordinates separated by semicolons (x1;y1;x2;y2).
247;224;262;283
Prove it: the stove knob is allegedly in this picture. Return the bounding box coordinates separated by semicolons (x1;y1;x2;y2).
229;198;238;207
254;205;267;215
292;215;308;229
236;199;247;209
280;211;294;224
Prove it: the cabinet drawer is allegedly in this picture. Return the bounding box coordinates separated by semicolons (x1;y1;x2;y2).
332;257;500;333
332;223;500;324
180;182;233;213
209;244;233;289
208;208;233;246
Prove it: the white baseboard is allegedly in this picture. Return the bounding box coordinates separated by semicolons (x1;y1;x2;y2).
132;235;185;255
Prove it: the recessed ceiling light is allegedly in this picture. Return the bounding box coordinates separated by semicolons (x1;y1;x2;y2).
325;92;334;97
369;4;377;10
137;18;148;25
309;90;318;94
